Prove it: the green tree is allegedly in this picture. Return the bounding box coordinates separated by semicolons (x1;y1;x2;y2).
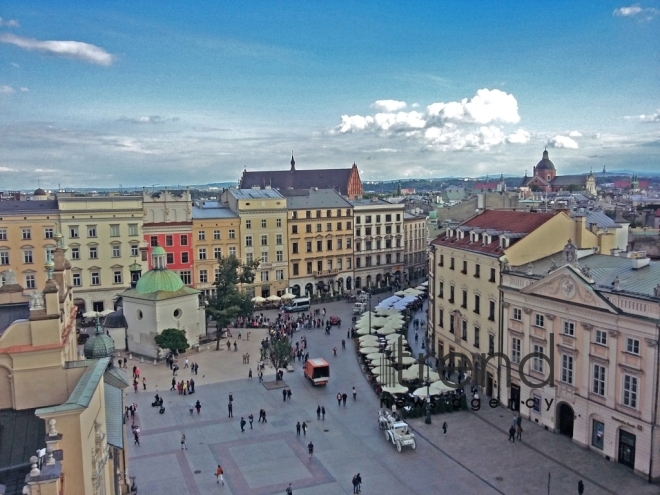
268;338;292;369
154;328;190;354
206;255;260;350
567;184;582;192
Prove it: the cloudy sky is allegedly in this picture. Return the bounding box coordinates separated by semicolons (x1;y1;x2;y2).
0;1;658;189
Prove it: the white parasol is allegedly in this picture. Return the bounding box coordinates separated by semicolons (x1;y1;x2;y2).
266;295;281;302
382;384;409;395
365;352;386;362
281;292;296;300
359;346;381;354
251;296;266;304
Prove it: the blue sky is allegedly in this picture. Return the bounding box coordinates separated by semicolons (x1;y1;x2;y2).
0;1;658;189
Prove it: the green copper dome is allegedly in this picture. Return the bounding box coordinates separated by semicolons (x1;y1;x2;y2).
151;245;166;256
135;269;185;294
84;321;115;359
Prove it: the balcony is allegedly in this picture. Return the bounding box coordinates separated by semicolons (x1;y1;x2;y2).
313;268;340;278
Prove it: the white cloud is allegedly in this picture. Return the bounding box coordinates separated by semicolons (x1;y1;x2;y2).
10;62;19;68
0;33;114;66
0;17;19;27
568;130;582;137
372;100;407;112
613;4;658;19
336;88;525;151
0;166;18;172
626;109;660;123
0;85;15;94
19;86;28;92
118;115;178;124
547;135;579;149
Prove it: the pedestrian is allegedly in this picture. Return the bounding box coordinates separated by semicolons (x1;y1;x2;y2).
283;389;287;402
195;400;201;414
133;380;138;393
248;368;253;380
133;426;140;445
258;370;263;382
308;441;314;459
118;358;122;368
342;393;347;406
356;473;362;493
508;425;516;443
262;410;267;423
184;358;189;369
234;341;237;351
296;421;301;436
227;340;231;351
170;378;176;391
287;388;292;401
352;387;356;400
442;421;447;435
578;480;584;495
302;421;307;436
181;433;188;450
194;363;199;375
190;378;195;393
249;413;254;429
286;483;293;495
352;475;359;494
342;339;346;350
142;377;147;390
316;405;321;420
229;392;233;402
516;423;523;440
337;393;342;406
516;414;522;429
333;346;337;356
216;465;224;485
228;402;233;418
240;417;246;432
321;406;325;420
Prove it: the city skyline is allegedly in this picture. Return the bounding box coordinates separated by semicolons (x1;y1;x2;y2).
0;1;658;189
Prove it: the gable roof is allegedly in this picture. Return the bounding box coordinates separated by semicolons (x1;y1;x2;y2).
240;168;354;195
279;189;353;209
550;174;589;187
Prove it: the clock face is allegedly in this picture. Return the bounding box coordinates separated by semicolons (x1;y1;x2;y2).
561;278;576;299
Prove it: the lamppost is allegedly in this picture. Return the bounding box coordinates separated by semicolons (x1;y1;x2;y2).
424;361;432;424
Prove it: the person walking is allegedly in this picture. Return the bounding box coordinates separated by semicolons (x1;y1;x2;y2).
302;421;307;437
215;465;224;485
296;421;301;436
248;368;252;380
240;417;246;432
307;441;314;459
352;475;359;494
248;413;254;429
508;425;516;443
170;377;176;391
181;433;188;450
195;400;201;414
228;401;233;418
283;389;287;402
258;370;263;382
516;422;523;441
321;406;325;420
133;426;140;445
287;388;292;401
355;473;362;493
342;393;347;406
261;409;267;423
229;392;234;403
578;480;584;494
341;339;346;350
133;379;138;393
184;358;189;369
442;421;447;435
316;405;321;420
337;393;342;406
286;483;293;495
352;387;357;400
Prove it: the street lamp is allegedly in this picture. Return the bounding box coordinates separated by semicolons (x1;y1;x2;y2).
424;363;432;424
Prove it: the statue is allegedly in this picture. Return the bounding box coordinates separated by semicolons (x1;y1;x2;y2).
29;290;45;310
581;265;591;278
654;283;660;298
549;259;558;272
562;239;579;267
612;276;620;291
3;269;16;285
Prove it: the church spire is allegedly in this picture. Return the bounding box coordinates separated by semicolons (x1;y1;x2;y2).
290;152;295;171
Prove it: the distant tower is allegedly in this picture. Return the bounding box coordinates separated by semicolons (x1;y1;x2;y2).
397;181;402;196
630;174;640;194
290;152;296;171
497;174;506;192
602;165;606;174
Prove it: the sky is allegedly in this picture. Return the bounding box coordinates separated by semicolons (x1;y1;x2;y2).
0;1;658;190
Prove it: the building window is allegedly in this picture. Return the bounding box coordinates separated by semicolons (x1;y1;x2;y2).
211;247;220;259
316;211;322;218
306;211;312;219
532;395;541;413
22;228;31;240
112;245;121;258
474;326;480;348
276;234;283;245
592;420;604;450
91;272;100;286
199;248;207;260
316;224;322;232
306;261;312;274
292;242;299;254
87;226;97;238
199;269;208;284
438;281;444;298
89;247;98;259
438;309;444;328
44;227;54;239
513;308;522;321
245;236;253;247
276;250;283;262
626;337;640;355
355;257;361;268
450;257;455;270
474;294;480;314
24;274;35;289
439;254;444;267
150;235;158;247
449;314;455;334
561;355;573;385
327;240;332;251
365;215;372;223
213;230;221;240
69;226;79;239
246;253;253;264
72;273;81;286
0;251;8;265
595;330;607;346
306;241;312;253
163;235;173;246
623;374;638;409
461;290;467;308
229;247;236;256
276;269;284;280
347;221;352;229
355;216;361;224
245;220;251;229
511;338;521;364
261;251;268;263
461;320;468;341
489;334;494;356
327;260;332;271
532;344;544;373
535;314;545;328
113;270;123;284
563;320;575;336
316;240;322;252
293;263;299;276
180;270;192;284
131;244;139;257
198;230;206;241
228;230;235;239
180;234;188;246
461;260;467;274
71;247;80;260
261;219;267;228
376;255;381;265
0;229;6;240
292;225;298;234
449;285;455;303
260;271;269;282
167;253;174;264
489;267;496;282
316;260;322;272
181;252;189;264
336;239;342;250
305;224;312;234
109;224;120;237
592;364;606;396
474;264;480;278
326;223;332;231
277;218;282;228
261;235;268;246
346;238;352;249
488;300;495;321
386;254;391;264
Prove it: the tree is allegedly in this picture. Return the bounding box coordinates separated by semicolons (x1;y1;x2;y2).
268;338;292;369
154;328;189;354
206;255;260;350
567;184;582;192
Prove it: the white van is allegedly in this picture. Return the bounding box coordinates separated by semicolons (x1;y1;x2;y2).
284;297;311;313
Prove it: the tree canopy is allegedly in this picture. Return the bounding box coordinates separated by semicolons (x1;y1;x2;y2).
206;255;260;349
268;338;292;369
154;328;189;354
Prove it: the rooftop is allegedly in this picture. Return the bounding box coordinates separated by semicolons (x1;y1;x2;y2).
192;201;238;219
0;200;59;214
349;198;400;207
280;189;353;209
228;189;285;200
240;165;357;196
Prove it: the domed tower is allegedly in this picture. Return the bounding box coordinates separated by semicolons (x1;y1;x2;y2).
534;149;557;182
84;317;116;359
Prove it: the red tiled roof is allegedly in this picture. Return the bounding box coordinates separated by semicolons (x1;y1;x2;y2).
472;182;498;191
431;210;557;255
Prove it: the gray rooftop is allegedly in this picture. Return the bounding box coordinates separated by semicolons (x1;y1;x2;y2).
192;202;238;219
578;211;621;229
280;189;352;209
0;200;59;214
228;189;284;200
0;303;29;336
349;198;400;207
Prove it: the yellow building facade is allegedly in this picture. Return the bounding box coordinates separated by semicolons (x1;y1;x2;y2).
403;212;428;283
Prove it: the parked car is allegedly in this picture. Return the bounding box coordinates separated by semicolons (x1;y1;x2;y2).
328;315;341;325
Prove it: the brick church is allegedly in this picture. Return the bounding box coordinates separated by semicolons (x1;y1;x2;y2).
520;149;596;195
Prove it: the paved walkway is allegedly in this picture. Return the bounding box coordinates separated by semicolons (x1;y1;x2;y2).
127;297;660;495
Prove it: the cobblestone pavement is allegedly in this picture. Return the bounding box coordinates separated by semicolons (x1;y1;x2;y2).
127;296;660;495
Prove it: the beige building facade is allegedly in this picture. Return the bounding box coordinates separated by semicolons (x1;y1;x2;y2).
501;245;660;481
403;212;428;283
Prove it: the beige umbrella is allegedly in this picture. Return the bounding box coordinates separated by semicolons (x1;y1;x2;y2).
404;288;422;296
251;296;266;304
370;316;388;328
358;338;380;346
391;355;417;366
385;313;404;323
358;335;380;343
430;380;457;393
400;366;441;382
354;319;372;329
370;365;395;376
382;384;409;395
376;373;401;385
394;290;406;297
281;292;296;300
381;320;403;331
375;307;398;316
385;333;405;341
376;326;398;336
358;312;378;322
359;346;381;354
385;340;408;351
355;327;378;336
266;294;281;302
366;352;385;362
